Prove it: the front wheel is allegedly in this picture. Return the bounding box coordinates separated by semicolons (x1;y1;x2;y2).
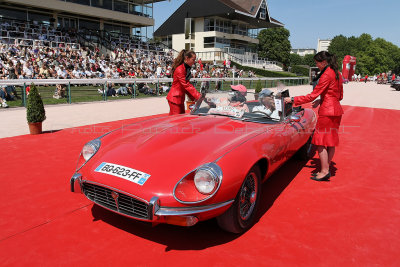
217;165;261;233
296;135;315;160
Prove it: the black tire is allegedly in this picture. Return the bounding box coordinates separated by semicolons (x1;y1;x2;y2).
217;165;261;233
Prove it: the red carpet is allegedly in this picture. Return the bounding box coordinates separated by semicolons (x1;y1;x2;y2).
0;107;399;266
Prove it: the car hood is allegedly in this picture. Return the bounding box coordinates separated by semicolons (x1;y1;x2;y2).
83;114;268;199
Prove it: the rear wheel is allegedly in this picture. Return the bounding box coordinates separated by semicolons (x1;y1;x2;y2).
217;165;261;233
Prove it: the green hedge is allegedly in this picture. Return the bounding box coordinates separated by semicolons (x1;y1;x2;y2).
290;65;309;77
231;61;297;78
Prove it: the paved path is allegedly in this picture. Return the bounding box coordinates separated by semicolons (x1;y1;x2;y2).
1;82;398;138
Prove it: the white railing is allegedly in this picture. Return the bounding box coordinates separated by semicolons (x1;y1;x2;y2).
194;51;282;71
0;77;308;87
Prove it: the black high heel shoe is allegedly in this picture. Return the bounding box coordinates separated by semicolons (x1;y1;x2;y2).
310;172;331;181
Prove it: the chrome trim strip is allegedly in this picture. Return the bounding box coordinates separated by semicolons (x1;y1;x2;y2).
149;196;160;221
70;173;82;193
155;200;234;216
76;139;101;172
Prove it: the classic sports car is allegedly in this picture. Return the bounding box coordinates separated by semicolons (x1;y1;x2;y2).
71;90;316;233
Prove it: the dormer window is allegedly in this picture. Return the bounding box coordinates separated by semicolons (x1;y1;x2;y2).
259;1;266;19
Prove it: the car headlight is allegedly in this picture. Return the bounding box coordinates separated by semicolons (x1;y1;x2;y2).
194;168;218;194
194;163;222;195
173;162;223;203
82;141;99;161
76;139;101;170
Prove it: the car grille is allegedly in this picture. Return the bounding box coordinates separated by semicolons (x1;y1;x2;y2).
82;182;150;220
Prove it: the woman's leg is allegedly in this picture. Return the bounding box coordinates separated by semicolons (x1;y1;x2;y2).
327;146;336;165
316;145;330;178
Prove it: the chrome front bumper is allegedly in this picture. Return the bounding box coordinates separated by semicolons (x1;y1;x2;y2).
70;173;234;223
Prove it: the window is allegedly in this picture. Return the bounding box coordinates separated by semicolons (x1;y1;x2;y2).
114;0;129;13
259;1;267;19
91;0;113;10
184;18;191;39
0;8;27;20
204;19;209;31
66;0;90;6
28;12;52;24
204;37;214;48
209;19;214;31
79;19;100;30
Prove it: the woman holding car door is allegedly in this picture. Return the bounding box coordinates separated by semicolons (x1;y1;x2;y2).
284;51;344;181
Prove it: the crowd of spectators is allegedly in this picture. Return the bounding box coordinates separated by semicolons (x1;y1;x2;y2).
351;73;398;84
0;18;250;107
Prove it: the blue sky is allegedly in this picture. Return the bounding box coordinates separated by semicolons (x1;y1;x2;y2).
153;0;400;49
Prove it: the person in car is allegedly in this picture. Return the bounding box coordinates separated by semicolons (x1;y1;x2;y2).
206;84;249;112
228;90;249;112
252;88;280;119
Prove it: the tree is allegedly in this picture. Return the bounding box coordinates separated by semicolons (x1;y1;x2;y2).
328;33;400;75
303;54;316;67
26;83;46;123
328;35;349;61
289;53;303;66
258;27;291;67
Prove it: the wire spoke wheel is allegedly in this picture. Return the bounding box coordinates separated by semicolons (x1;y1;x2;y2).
217;165;261;233
239;172;258;221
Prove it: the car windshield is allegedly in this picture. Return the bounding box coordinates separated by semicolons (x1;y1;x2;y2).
191;91;285;123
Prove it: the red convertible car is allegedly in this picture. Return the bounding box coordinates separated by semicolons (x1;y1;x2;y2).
71;90;316;233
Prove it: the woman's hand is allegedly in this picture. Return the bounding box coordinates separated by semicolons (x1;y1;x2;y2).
284;97;292;104
312;99;321;108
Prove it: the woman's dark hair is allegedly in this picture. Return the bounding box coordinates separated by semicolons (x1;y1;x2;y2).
171;49;196;76
314;51;339;80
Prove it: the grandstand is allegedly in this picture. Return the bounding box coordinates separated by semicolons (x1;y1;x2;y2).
0;0;167;53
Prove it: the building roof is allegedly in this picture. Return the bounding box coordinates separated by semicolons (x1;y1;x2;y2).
154;0;283;37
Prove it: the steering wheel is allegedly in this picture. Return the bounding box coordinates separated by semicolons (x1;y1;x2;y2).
252;111;271;117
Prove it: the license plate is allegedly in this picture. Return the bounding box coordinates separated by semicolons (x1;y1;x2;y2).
95;162;151;186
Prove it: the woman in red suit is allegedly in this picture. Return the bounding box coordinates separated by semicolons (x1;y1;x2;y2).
167;49;201;115
284;51;344;181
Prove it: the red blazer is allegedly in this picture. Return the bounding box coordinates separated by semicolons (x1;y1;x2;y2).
294;67;344;116
166;64;201;105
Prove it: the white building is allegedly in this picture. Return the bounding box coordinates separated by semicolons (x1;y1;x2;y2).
317;38;331;52
154;0;283;67
291;48;316;57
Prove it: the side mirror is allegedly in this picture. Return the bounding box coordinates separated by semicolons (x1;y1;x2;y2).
290;115;300;123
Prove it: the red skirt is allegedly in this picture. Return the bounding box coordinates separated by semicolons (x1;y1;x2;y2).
312;115;342;147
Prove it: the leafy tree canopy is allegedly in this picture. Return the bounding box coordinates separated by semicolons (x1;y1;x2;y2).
328;34;400;75
258;27;291;67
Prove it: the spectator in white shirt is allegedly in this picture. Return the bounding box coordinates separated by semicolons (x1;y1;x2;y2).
252;89;280;120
